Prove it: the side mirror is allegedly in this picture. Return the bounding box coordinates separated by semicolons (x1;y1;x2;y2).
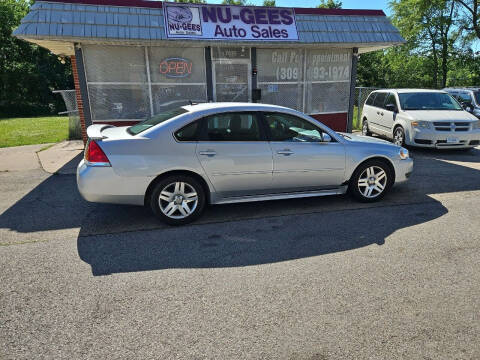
385;103;397;112
322;133;332;143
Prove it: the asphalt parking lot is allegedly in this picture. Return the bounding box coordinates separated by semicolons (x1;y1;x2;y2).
1;147;480;359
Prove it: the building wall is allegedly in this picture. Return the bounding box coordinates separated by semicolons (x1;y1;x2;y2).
71;55;88;143
79;44;352;132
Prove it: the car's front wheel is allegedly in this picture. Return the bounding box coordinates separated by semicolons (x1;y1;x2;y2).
393;126;405;146
349;160;393;202
362;120;372;136
150;175;206;225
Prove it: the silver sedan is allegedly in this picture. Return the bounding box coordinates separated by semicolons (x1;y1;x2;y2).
77;103;413;225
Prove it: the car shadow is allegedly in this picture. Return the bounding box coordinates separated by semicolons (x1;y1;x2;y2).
1;149;479;275
77;199;448;275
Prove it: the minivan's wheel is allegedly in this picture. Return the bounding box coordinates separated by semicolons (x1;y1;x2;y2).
150;175;206;225
349;160;393;202
362;120;372;136
393;126;405;146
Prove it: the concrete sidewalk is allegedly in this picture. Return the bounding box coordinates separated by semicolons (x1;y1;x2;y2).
0;141;84;174
37;140;84;174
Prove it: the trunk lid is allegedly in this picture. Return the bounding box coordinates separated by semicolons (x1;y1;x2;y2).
86;124;131;140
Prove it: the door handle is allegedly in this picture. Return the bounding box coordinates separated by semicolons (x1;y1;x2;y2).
277;149;294;156
199;150;216;157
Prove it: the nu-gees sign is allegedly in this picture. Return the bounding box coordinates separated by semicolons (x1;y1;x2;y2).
164;4;298;41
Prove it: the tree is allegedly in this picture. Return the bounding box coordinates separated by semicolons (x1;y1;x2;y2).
317;0;342;8
454;0;480;40
390;0;458;88
263;0;276;6
0;0;72;117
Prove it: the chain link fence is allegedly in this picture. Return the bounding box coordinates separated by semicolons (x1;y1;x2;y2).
353;87;379;130
53;90;82;140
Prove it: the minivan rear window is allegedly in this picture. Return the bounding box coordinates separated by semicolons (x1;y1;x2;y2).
127;107;188;135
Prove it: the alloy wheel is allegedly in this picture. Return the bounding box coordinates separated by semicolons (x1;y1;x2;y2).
158;182;198;219
362;122;368;135
357;166;388;199
394;128;404;146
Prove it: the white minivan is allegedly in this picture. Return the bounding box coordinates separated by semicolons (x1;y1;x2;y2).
361;89;480;149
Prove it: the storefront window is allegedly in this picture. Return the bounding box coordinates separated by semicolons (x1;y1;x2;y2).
149;47;207;112
88;84;149;121
83;45;207;121
257;49;304;111
151;84;206;114
84;45;147;83
81;44;352;122
305;49;351;114
83;45;149;121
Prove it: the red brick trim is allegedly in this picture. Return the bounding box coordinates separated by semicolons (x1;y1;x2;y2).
71;55;88;144
310;112;348;132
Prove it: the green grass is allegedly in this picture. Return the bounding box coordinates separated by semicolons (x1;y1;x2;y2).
0;116;69;148
352;106;361;131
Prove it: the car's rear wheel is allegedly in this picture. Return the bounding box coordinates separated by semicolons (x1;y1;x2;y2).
362;120;372;136
150;175;206;225
393;126;405;146
349;160;393;202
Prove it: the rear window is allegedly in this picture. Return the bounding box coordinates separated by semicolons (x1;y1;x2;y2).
127;107;188;135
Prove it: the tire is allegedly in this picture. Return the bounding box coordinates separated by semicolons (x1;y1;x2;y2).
362;120;372;136
349;160;394;203
393;126;405;146
150;175;206;225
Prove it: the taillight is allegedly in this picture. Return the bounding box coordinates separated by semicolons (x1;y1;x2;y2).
85;140;110;166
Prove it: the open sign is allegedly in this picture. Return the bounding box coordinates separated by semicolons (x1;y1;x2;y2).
159;57;193;78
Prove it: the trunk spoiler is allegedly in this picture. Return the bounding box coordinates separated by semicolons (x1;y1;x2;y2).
86;124;115;140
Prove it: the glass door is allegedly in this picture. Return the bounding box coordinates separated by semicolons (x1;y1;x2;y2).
212;47;251;102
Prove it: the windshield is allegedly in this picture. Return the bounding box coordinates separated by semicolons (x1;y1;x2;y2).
127;108;188;135
398;92;462;111
474;91;480;105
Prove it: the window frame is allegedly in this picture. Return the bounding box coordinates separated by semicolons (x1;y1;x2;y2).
365;92;377;106
261;111;337;143
196;111;268;142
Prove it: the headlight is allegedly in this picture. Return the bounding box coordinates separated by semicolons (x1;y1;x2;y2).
473;120;480;129
399;147;409;160
411;120;431;129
